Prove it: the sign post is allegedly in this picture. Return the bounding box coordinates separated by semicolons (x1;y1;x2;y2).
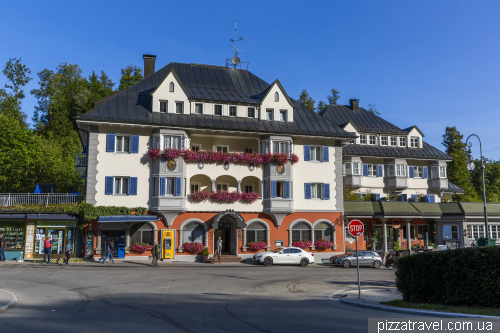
348;219;364;299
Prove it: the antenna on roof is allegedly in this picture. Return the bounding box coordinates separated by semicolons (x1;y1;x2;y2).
226;20;249;69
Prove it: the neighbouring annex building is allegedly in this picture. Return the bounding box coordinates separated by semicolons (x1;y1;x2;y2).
75;55;355;261
320;102;500;252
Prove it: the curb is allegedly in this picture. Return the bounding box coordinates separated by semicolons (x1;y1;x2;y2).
339;293;500;319
0;289;17;313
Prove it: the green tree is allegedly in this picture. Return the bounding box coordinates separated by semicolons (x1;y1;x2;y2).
76;71;116;112
469;159;500;202
327;88;340;106
298;89;315;111
316;100;327;113
118;65;143;91
0;58;32;123
442;127;475;197
368;103;380;116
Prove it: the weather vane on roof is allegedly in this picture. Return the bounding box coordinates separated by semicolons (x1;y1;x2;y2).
226;20;249;69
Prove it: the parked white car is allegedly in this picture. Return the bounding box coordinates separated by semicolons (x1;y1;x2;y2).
253;247;315;267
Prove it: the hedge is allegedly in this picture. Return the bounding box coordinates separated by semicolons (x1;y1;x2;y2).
396;246;500;308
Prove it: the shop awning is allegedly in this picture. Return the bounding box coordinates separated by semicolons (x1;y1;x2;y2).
0;214;26;219
26;214;76;220
98;215;158;223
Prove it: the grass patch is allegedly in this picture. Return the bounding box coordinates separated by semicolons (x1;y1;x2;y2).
382;299;500;317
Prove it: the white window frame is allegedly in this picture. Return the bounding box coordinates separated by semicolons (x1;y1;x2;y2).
369;135;377;145
229;105;237;117
439;166;447;178
191;144;202;152
399;137;406;147
311;183;322;199
190;182;201;193
165;178;175;196
214;104;223;116
390;137;397;147
114;177;129;195
272;141;287;154
388;165;395;177
216;183;229;191
396;165;406;177
352;162;361;175
381;136;388;146
367;164;377;177
163;136;181;149
310;145;322;162
169;82;174;92
159;100;168;113
275;91;279;102
175;101;184;114
247;107;256;118
359;134;367;145
266;108;274;121
244;147;254;154
216;145;229;153
244;183;255;194
414;166;423;178
279;109;287;122
443;225;459;240
115;135;131;153
194;103;203;115
410;137;419;148
403;225;416;240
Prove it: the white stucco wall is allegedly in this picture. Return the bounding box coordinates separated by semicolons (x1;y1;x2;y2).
259;83;294;122
152;72;189;113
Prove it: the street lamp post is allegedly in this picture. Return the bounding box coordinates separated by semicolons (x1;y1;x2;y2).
466;134;489;246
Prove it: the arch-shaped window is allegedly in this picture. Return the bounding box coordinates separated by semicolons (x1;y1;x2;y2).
247;223;266;243
183;222;204;244
275;91;279;102
169;82;174;92
314;222;333;241
130;222;153;245
292;222;311;243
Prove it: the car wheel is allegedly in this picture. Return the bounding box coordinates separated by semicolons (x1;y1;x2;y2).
342;260;351;268
373;261;381;269
263;257;273;266
300;258;309;267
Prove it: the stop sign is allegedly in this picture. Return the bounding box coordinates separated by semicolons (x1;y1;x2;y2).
348;220;364;237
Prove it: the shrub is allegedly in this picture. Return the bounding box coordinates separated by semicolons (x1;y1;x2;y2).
182;242;205;254
396;246;500;308
202;247;209;256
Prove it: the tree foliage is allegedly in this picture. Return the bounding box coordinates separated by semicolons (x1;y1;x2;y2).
298;89;315;111
119;65;143;91
327;88;340;106
316;100;327;113
367;103;380;116
0;58;32;124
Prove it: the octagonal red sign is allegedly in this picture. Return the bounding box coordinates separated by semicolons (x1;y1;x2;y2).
348;220;364;237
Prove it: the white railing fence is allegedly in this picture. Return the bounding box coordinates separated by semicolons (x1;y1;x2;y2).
0;193;85;207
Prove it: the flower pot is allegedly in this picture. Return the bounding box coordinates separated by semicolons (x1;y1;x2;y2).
203;255;209;263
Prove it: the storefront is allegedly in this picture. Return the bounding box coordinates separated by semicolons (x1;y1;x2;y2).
0;219;26;260
31;219;79;259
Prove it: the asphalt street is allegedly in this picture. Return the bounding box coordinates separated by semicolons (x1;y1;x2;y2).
0;263;424;333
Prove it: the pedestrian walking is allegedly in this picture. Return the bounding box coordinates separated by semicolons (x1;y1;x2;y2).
42;237;53;264
102;240;115;264
151;241;161;267
63;243;71;265
0;233;6;262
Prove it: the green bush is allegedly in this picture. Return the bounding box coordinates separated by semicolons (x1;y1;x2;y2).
396;246;500;308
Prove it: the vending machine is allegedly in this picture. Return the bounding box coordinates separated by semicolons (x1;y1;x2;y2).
85;231;94;259
161;229;175;259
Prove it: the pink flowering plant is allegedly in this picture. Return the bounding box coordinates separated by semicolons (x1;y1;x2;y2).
210;190;241;203
246;241;268;251
189;190;211;203
148;148;299;166
130;242;153;253
314;238;335;251
239;192;260;203
182;242;205;254
292;239;312;250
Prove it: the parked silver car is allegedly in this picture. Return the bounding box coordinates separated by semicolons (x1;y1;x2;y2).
331;251;384;269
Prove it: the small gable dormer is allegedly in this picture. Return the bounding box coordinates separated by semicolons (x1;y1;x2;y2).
151;69;189;114
405;125;424;148
260;80;294;122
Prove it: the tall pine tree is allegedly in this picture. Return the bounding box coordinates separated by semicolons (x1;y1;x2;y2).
298;89;315;111
119;65;143;91
0;58;32;124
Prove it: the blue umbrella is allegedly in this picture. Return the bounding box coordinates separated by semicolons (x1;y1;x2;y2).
34;184;42;193
82;145;87;155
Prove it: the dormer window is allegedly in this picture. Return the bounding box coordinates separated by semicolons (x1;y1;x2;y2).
229;106;237;117
175;102;183;114
359;135;367;145
275;92;279;102
169;82;174;92
214;104;222;116
390;137;397;146
369;135;377;145
159;100;167;113
381;136;388;146
247;107;255;118
195;103;203;114
410;137;419;148
399;137;407;147
279;110;287;122
266;109;273;121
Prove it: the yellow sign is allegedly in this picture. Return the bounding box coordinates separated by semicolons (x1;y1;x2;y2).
161;229;175;259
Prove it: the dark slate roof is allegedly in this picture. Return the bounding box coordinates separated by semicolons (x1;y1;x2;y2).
321;105;407;134
76;63;353;139
342;142;451;160
445;182;465;193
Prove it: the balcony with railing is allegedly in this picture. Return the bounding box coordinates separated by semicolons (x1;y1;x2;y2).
75;153;87;170
0;193;85;207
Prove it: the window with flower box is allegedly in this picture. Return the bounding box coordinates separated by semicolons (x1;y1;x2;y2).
247;223;266;243
292;222;311;243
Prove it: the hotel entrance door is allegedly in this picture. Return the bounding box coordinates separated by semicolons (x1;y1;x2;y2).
214;219;232;255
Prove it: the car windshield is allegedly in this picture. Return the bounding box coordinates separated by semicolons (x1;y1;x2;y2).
271;248;284;253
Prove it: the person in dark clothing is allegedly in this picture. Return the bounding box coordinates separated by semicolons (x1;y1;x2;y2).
62;243;71;265
42;237;53;264
0;233;6;261
102;240;115;264
151;241;161;267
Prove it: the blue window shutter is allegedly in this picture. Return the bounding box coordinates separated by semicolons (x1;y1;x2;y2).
175;177;182;196
374;193;380;201
304;183;311;199
131;135;139;153
271;181;277;198
324;183;330;200
160;177;166;196
106;134;115;152
129;177;138;195
411;194;418;202
409;166;415;178
304;145;310;161
363;164;368;176
377;165;383;177
105;177;114;195
401;194;407;201
429;195;435;203
423;166;428;179
322;146;329;162
284;181;290;198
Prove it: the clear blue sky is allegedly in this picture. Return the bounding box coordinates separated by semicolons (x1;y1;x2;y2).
1;0;499;159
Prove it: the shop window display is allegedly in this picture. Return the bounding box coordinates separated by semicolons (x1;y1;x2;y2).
0;222;25;251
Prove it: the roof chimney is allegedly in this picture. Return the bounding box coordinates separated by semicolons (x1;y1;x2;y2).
349;99;360;112
143;54;157;78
